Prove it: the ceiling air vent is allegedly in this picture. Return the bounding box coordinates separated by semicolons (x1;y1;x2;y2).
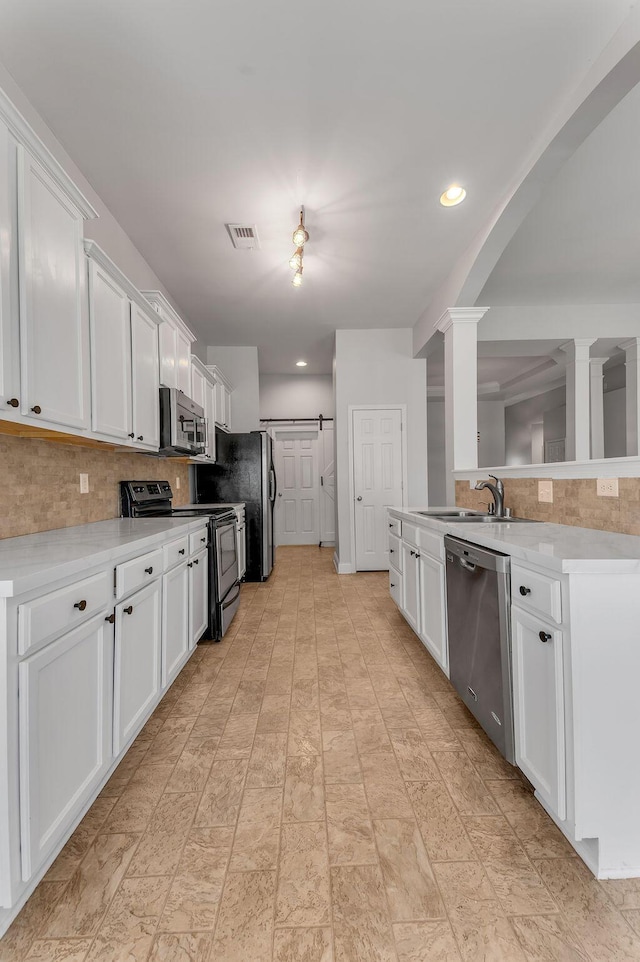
226;223;261;250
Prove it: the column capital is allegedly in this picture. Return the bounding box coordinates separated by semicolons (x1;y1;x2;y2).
559;338;597;361
590;356;609;370
436;306;489;334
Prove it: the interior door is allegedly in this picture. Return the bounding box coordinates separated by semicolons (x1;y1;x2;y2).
320;425;336;545
353;408;404;570
275;436;320;545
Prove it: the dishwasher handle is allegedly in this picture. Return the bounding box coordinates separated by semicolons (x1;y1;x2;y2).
459;558;477;572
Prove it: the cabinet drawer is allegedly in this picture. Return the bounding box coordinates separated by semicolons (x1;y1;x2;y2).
387;516;401;537
388;532;402;571
512;563;562;624
163;536;189;570
115;548;163;600
389;566;402;608
402;521;419;546
189;527;209;555
18;571;111;656
417;527;445;562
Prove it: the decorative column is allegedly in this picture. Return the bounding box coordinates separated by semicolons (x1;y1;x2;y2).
589;357;608;460
436;307;489;504
619;338;640;456
560;339;596;461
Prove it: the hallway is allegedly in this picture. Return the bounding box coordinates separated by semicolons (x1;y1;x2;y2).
2;546;639;961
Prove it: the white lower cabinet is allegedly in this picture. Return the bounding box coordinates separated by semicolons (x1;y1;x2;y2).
189;548;208;647
389;565;402;607
18;610;113;880
418;552;448;672
162;560;189;687
511;605;566;819
114;578;162;754
401;542;420;634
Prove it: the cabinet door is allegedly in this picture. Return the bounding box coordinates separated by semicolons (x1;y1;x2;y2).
176;329;191;395
0;120;20;412
19;611;113;880
114;580;162;753
131;303;160;450
191;364;205;408
237;524;246;580
214;379;229;430
18;147;89;429
512;607;566;819
158;320;177;389
189;549;208;647
87;259;132;440
418;554;448;673
204;379;216;460
401;542;420;634
223;386;232;431
162;561;189;687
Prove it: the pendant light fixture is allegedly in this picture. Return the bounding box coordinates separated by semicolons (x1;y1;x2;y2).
289;208;309;287
292;209;309;247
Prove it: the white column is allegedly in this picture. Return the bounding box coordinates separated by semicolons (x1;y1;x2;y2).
619;338;640;456
436;307;489;503
560;339;596;461
589;357;607;460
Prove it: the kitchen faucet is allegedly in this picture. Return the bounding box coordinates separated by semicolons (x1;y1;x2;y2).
474;475;505;518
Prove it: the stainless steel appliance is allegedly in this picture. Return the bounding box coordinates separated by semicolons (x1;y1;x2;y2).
444;535;515;763
159;387;206;457
120;481;239;640
192;430;275;581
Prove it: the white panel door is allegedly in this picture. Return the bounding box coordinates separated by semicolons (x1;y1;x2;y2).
19;611;113;880
204;379;216;461
131;303;160;450
176;329;191;395
191;364;205;408
114;580;162;754
19;147;89;429
158;320;177;388
0;120;20;413
353;408;404;570
418;554;448;673
320;425;336;545
87;259;132;440
275;437;320;545
162;562;189;687
189;548;209;647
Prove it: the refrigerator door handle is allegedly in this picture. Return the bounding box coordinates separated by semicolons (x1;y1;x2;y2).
269;467;277;502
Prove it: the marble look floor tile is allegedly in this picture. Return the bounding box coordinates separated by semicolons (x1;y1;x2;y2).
275;822;331;926
0;883;68;962
433;692;479;730
164;736;218;794
232;678;265;713
246;731;288;787
103;762;174;834
284;754;325;822
194;758;248;827
359;753;413;819
24;938;94;961
377;698;417;730
411;709;461;751
622;910;640;937
190;700;233;738
432;751;499;816
599;876;640;909
148;932;212;961
288;710;322;755
388;729;441;781
170;684;212;717
42;834;140;937
510;914;590;961
126;792;198;877
216;712;259;758
505;809;575;860
256;694;291;733
456;729;518;781
406;781;476;862
326;784;378;866
373;819;445;921
392;921;462;961
85;875;170;962
320;692;353;731
273;926;334;962
483;855;558;915
485;778;538;816
230;786;282;872
322;730;362;784
211;870;276;962
461;815;526;861
159;826;233;932
331;864;397;962
351;709;393;754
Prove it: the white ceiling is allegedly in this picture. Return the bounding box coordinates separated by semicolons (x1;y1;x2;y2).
0;0;632;372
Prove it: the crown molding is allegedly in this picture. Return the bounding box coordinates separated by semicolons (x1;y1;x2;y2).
84;241;160;323
436;307;489;334
140;290;197;342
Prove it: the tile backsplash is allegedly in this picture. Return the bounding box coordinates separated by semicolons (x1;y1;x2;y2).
0;434;190;539
456;477;640;535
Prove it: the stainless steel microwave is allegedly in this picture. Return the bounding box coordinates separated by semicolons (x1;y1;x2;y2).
159;387;206;456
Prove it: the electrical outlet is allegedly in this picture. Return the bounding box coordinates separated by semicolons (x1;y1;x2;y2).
597;477;619;498
79;473;89;494
175;476;181;490
538;480;553;503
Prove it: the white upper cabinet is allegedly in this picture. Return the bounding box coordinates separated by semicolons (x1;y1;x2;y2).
158;318;177;389
209;365;233;432
204;377;216;461
190;359;206;409
131;302;160;450
87;257;132;440
141;291;195;397
0;120;20;412
176;329;192;395
191;356;217;461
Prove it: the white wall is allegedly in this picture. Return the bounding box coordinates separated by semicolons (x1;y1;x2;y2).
259;375;334;419
604;387;626;458
207;346;260;433
478;401;506;469
427;399;446;506
505;386;566;465
334;329;427;571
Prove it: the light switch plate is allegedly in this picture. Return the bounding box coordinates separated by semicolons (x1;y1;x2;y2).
597;477;619;497
538;480;553;503
79;473;89;494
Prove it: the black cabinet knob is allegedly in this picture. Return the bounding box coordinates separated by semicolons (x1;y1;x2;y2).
74;599;87;611
105;613;115;624
137;435;144;441
6;398;19;408
123;605;133;615
179;548;185;555
31;405;41;414
519;586;531;596
144;566;153;574
128;432;135;438
200;537;206;542
539;631;551;643
390;582;395;588
193;558;199;565
389;548;394;554
187;562;193;568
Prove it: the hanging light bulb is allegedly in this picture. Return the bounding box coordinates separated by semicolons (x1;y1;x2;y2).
292;268;303;288
292;209;309;247
289;247;303;270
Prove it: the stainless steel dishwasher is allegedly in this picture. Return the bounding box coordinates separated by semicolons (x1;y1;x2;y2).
444;535;515;764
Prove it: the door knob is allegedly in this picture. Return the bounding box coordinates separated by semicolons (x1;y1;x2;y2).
278;492;282;497
356;496;363;501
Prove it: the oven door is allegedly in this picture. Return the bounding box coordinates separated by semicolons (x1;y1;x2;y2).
215;520;239;600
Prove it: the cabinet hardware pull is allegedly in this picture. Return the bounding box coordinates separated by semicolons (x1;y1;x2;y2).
193;558;199;565
145;566;153;574
124;605;133;615
539;631;551;643
6;398;19;407
519;586;531;596
31;405;41;414
390;582;395;587
105;613;115;624
74;600;87;611
137;435;144;441
410;549;415;556
179;549;185;555
389;548;394;553
128;432;135;438
415;553;420;559
200;537;206;542
388;523;393;528
187;562;193;568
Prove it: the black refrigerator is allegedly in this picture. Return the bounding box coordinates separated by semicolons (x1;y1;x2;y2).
192;430;276;581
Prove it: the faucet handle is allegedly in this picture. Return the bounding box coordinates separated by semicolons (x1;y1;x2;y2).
489;474;504;491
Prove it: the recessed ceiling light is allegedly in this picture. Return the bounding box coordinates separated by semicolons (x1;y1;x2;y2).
440;185;466;207
296;360;307;367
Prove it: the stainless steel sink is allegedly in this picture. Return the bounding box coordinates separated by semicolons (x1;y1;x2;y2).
413;509;475;517
432;514;539;524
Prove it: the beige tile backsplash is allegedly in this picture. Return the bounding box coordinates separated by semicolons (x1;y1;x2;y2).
0;434;190;539
456;477;640;536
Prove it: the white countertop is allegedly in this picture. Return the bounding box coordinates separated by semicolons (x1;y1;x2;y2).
391;507;640;574
0;517;207;597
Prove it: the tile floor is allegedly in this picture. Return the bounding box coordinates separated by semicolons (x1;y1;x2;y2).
2;545;640;962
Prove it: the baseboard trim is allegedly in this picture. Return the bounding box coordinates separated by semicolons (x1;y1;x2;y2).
333;552;355;575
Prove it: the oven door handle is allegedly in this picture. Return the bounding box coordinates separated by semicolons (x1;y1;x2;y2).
221;584;240;610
